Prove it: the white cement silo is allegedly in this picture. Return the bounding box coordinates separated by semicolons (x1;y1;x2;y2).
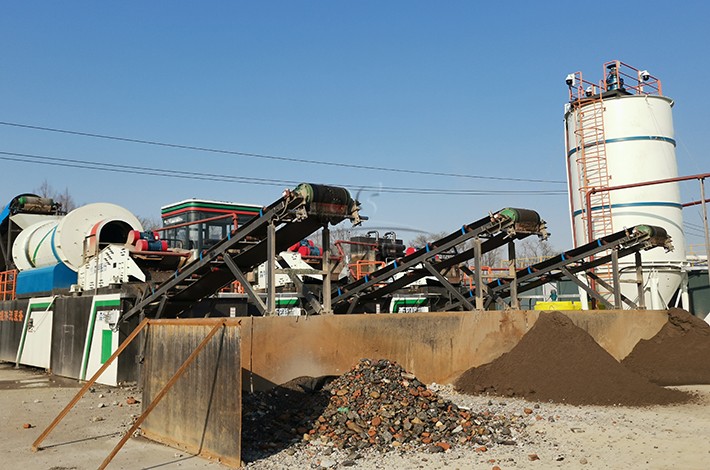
564;62;685;308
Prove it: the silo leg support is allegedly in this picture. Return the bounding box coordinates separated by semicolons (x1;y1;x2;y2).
560;266;614;309
223;255;268;315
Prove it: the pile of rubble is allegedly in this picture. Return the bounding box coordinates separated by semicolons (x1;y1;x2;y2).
242;377;332;460
304;358;524;452
241;359;525;461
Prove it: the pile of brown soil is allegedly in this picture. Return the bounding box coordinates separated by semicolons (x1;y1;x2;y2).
621;308;710;386
455;311;690;406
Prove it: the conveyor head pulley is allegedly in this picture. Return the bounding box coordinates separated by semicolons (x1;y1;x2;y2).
292;183;362;225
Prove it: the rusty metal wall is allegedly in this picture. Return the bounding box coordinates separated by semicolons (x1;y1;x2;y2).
240;310;668;390
0;298;28;361
141;319;242;468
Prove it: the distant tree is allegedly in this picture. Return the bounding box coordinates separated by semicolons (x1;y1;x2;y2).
55;187;76;213
515;237;558;263
481;246;505;268
34;179;77;212
308;226;364;256
35;180;52;199
409;231;447;248
137;215;161;231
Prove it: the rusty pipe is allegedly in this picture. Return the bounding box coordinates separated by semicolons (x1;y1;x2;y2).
584;172;710;243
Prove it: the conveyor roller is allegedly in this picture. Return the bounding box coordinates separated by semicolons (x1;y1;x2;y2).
292;183;359;224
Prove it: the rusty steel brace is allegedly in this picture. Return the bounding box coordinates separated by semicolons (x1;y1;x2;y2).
32;317;150;452
97;319;226;469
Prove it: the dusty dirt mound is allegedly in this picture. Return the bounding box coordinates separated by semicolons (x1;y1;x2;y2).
621;308;710;386
454;311;690;406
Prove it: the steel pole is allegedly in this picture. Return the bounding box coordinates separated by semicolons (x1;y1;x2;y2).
508;241;519;309
474;238;483;310
611;248;621;309
322;226;332;314
700;178;710;287
266;221;276;316
635;251;645;309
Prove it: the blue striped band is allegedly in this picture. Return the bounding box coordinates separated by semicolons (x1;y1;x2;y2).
567;135;676;158
573;201;683;217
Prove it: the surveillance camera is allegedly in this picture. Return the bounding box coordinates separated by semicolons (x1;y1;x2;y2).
640;70;650;81
565;73;575;87
585;86;593;97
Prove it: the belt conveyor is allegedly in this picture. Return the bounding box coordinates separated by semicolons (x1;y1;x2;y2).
121;183;362;321
327;208;547;314
440;224;673;311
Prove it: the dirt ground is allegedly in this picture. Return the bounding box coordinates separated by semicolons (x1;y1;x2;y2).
0;362;219;470
2;362;710;469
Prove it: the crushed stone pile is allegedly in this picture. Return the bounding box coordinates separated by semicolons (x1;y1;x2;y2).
622;308;710;386
241;376;332;461
241;359;526;461
454;311;691;406
305;358;525;453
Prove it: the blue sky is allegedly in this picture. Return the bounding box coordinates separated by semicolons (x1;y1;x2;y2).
1;1;708;249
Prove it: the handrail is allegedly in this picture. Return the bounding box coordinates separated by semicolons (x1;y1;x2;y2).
0;269;17;301
155;211;239;233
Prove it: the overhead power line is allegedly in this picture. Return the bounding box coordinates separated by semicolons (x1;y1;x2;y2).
683;223;706;236
0;150;567;197
684;220;707;230
0;120;566;184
